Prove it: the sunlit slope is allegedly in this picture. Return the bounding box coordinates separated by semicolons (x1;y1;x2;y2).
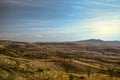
0;40;120;80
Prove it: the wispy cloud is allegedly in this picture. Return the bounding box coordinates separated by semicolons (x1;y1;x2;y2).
35;35;43;38
67;15;120;40
92;0;120;8
0;0;120;41
3;0;83;10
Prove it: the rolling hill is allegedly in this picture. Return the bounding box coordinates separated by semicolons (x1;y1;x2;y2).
0;40;120;80
75;39;120;46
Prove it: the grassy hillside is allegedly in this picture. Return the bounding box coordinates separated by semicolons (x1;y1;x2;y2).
0;40;120;80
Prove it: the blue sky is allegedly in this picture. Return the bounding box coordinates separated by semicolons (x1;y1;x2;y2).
0;0;120;42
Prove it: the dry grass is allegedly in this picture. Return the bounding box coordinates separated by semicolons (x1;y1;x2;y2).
0;40;120;80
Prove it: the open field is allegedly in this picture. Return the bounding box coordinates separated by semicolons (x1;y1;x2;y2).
0;40;120;80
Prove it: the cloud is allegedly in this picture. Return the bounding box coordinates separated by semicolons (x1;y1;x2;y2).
0;32;21;40
0;0;120;41
3;0;82;9
66;13;120;40
35;35;43;38
51;35;56;38
92;0;120;8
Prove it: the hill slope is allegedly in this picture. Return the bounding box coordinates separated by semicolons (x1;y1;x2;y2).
0;40;120;80
75;39;120;46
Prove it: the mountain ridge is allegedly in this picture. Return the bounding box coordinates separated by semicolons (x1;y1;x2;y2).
75;39;120;46
0;39;120;46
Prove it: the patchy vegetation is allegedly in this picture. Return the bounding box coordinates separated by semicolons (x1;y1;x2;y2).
0;40;120;80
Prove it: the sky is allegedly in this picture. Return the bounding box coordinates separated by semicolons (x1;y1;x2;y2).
0;0;120;42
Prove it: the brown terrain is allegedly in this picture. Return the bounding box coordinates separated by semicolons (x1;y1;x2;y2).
0;40;120;80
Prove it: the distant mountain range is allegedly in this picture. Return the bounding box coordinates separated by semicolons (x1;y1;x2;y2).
0;39;120;46
75;39;120;46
